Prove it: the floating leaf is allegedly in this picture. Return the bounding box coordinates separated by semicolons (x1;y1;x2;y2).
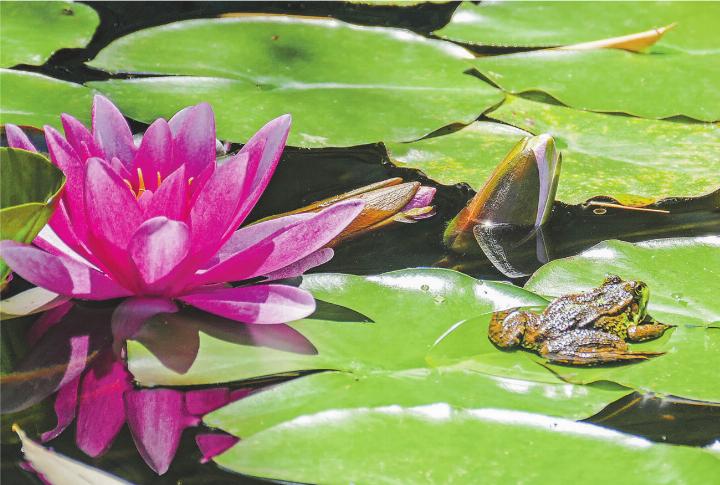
487;96;720;204
0;148;65;283
127;268;548;386
475;49;719;122
206;368;626;439
436;1;720;53
86;16;502;147
0;70;95;128
212;404;719;483
0;1;99;68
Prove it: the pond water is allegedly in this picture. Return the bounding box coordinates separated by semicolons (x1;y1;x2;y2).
2;2;719;484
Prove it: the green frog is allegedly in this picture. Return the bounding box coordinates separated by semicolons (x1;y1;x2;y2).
489;275;671;365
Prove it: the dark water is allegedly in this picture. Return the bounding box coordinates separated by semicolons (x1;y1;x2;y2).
2;2;719;484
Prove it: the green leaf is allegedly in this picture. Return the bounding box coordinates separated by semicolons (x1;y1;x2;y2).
487;96;720;204
0;148;65;281
0;69;95;128
474;49;720;122
206;367;626;439
213;404;720;483
0;1;99;68
520;237;720;401
526;237;720;326
387;121;530;188
85;16;502;147
436;1;720;53
128;268;547;386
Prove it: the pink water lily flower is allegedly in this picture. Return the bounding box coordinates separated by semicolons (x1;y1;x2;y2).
2;96;363;330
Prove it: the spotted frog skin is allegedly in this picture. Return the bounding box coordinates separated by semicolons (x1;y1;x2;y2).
489;275;671;365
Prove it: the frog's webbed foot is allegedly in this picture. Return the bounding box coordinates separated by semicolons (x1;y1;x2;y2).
539;330;664;366
488;309;538;349
627;321;672;342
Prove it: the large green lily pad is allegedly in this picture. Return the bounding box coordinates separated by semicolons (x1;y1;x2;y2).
212;403;719;483
487;96;720;204
387;121;529;187
128;268;548;386
85;16;502;147
474;50;720;122
0;69;95;128
0;148;65;283
0;1;99;68
436;1;720;53
206;366;626;438
526;237;720;326
518;237;720;401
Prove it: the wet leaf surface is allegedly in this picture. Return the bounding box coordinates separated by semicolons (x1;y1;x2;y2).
86;16;502;147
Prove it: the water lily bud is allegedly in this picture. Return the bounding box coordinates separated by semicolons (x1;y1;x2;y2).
444;133;561;253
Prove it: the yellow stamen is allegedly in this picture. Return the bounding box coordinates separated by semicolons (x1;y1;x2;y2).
188;177;194;186
136;168;146;198
123;179;134;193
157;171;163;188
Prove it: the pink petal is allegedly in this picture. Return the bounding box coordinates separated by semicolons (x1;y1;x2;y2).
133;118;173;190
84;157;143;286
61;114;101;160
402;186;436;211
184;388;249;416
125;389;199;475
179;284;316;324
0;241;131;300
40;376;80;442
110;297;178;354
137;189;154;213
26;300;74;346
196;433;239;464
35;223;100;269
144;165;188;221
196;200;363;285
226;114;292;236
168;103;215;178
188;151;249;261
91;95;136;167
263;248;334;281
128;217;190;292
75;351;132;457
4;124;37;152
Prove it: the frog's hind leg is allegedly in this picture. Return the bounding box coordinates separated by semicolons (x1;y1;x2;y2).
488;309;537;349
540;330;663;366
627;322;672;342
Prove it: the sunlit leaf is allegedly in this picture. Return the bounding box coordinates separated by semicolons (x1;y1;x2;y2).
0;70;95;128
212;404;719;483
487;96;720;204
0;1;99;68
85;16;502;147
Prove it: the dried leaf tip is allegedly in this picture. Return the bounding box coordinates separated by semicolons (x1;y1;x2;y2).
558;23;678;53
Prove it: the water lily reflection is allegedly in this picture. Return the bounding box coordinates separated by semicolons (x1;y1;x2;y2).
2;96;364;333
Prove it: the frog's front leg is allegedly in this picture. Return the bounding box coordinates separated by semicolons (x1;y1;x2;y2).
488;309;539;349
627;321;672;342
539;329;663;366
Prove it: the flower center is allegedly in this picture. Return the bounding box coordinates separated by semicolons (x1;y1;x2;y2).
123;168;194;199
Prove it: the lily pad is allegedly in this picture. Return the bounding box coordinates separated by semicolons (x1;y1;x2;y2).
0;70;95;128
0;1;99;68
526;237;720;326
128;268;547;386
0;148;65;282
206;367;627;438
212;404;719;483
474;49;720;122
436;1;720;53
85;16;502;147
519;237;720;401
487;96;720;204
387;121;530;187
